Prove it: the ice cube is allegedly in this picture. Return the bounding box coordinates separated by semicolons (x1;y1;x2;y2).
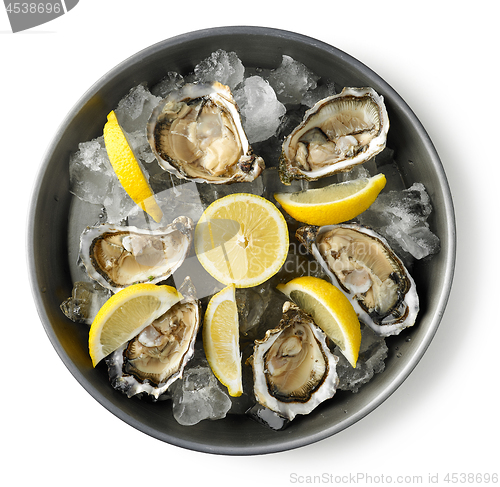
385;221;441;260
69;138;115;205
97;153;154;225
60;281;112;324
125;129;156;164
236;282;273;336
335;324;388;393
69;108;159;223
250;105;306;169
302;80;336;107
234;76;286;144
114;84;161;133
103;178;138;224
357;182;440;261
150;71;185;98
375;182;433;227
193;49;245;90
268;55;319;105
340;164;372;182
157;182;205;223
170;361;232;426
407;224;441;256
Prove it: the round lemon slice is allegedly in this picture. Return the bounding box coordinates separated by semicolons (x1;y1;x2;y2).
88;283;182;366
274;173;386;225
195;193;289;288
203;284;242;397
103;110;163;223
277;276;361;367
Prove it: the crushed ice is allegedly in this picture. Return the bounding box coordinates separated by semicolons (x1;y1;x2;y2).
170;356;232;426
65;48;442;426
60;281;112;325
268;55;320;105
358;182;441;262
192;49;245;90
234;76;286;144
335;325;388;393
115;84;161;132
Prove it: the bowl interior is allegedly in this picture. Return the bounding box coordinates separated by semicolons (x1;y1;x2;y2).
28;26;455;455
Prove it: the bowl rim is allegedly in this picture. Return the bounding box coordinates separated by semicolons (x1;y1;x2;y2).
27;25;456;455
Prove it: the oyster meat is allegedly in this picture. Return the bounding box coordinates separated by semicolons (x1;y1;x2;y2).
280;87;389;184
106;277;201;400
147;82;264;184
251;301;339;421
297;224;419;336
79;216;193;293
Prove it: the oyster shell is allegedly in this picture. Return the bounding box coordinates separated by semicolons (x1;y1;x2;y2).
147;82;264;184
106;277;201;400
279;87;389;184
297;223;419;336
251;301;339;421
79;216;193;293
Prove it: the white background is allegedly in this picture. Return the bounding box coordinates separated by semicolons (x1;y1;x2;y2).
2;1;498;485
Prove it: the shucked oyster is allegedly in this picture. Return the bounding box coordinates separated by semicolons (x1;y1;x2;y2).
79;216;193;293
297;224;419;336
251;301;339;421
280;87;389;184
106;277;201;400
147;82;264;184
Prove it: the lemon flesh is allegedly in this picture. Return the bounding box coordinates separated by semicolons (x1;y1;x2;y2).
277;276;361;367
203;284;242;396
274;173;386;226
88;283;182;366
195;193;289;288
103;111;163;223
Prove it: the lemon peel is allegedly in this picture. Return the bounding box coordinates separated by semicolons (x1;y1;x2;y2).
203;284;242;396
277;276;361;367
103;110;163;223
88;283;182;366
274;173;386;225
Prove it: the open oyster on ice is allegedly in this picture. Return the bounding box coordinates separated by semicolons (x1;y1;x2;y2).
147;82;264;184
251;301;339;421
79;216;193;293
297;224;419;336
279;87;389;184
106;277;201;400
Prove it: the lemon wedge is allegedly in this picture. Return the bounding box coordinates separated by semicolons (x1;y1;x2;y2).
103;110;163;223
274;173;386;225
194;193;289;288
277;276;361;367
203;284;242;396
88;283;182;366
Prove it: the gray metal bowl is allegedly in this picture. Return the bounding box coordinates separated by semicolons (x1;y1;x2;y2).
27;26;456;455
